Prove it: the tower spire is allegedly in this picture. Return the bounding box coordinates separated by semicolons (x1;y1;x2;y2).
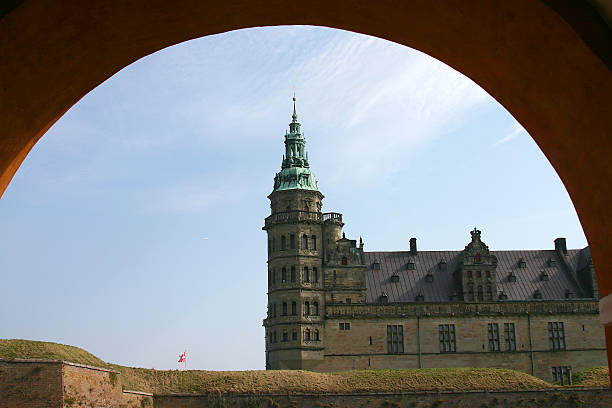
292;89;297;122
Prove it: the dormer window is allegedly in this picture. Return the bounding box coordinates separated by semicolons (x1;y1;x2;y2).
380;292;388;304
425;273;434;283
498;291;508;300
407;260;415;270
548;257;556;267
372;262;380;270
390;274;400;283
439;260;447;270
518;258;526;268
533;290;542;299
415;293;424;302
565;289;575;299
508;271;517;282
540;271;549;281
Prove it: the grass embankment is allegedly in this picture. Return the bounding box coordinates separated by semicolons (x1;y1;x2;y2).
1;339;602;394
571;367;610;387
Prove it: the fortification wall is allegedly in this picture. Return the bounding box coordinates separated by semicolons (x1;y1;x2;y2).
0;360;62;408
154;388;611;408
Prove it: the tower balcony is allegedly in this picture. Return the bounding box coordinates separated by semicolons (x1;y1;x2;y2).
264;211;343;227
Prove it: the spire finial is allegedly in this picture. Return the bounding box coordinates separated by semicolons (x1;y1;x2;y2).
292;88;297;121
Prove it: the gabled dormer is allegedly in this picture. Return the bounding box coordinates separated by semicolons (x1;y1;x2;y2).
458;228;498;302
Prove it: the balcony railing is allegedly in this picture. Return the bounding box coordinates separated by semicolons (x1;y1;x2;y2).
323;212;342;222
264;211;343;227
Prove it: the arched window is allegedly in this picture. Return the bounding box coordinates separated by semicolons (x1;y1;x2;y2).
304;301;310;316
282;302;287;316
477;285;484;301
291;301;296;315
314;330;320;341
342;257;347;265
281;235;286;250
305;329;311;341
302;234;308;249
281;267;287;282
312;235;317;250
290;266;296;282
304;266;309;282
313;301;319;316
313;267;319;283
290;234;295;249
268;240;271;253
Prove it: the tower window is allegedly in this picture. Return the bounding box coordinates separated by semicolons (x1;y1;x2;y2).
302;234;308;249
314;330;320;341
477;285;484;301
313;267;319;283
313;301;319;316
304;301;310;316
486;285;492;300
312;235;317;250
281;236;286;250
291;301;297;316
291;266;296;282
271;268;276;286
468;283;474;301
281;267;287;283
282;302;287;316
272;237;276;252
304;266;309;282
273;303;277;318
290;234;296;249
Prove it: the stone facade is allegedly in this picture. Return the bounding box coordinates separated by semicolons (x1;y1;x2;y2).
262;101;607;381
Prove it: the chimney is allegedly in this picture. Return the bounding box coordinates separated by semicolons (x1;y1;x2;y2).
554;237;567;255
410;237;417;255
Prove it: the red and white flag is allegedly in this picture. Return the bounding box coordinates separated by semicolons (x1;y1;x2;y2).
178;352;186;363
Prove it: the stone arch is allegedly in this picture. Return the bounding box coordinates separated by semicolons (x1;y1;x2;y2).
1;1;611;378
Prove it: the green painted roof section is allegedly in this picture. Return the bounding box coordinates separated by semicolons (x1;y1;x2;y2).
272;96;319;192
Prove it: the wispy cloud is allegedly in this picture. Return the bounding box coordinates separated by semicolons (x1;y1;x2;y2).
494;123;526;146
142;183;246;214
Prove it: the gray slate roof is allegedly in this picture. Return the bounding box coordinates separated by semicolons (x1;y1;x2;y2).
363;248;588;303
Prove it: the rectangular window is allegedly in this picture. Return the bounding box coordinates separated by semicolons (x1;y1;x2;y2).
312;235;317;250
290;234;295;249
552;366;572;385
291;266;296;282
548;322;566;351
339;322;351;330
282;302;287;316
488;323;500;352
292;329;297;341
439;324;456;353
291;301;296;316
346;298;352;304
386;325;404;354
313;267;318;283
504;323;516;351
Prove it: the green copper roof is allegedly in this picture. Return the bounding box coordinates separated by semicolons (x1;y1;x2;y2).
272;97;319;192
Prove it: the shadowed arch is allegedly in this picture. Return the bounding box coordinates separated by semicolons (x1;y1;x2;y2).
1;0;611;379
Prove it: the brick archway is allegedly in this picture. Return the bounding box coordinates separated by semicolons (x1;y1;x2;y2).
1;1;611;381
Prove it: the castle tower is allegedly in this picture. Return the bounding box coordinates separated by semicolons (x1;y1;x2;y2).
263;96;327;370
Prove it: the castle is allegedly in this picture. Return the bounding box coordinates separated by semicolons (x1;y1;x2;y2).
262;99;606;383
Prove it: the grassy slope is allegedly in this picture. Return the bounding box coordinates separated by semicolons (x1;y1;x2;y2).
571;367;610;387
1;339;602;394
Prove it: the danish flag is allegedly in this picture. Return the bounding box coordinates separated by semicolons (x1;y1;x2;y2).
178;352;186;363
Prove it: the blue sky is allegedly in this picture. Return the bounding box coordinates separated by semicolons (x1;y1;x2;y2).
0;26;586;370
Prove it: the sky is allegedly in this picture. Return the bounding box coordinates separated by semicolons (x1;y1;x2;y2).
0;26;587;371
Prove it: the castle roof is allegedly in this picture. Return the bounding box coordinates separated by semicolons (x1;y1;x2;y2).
363;247;589;303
